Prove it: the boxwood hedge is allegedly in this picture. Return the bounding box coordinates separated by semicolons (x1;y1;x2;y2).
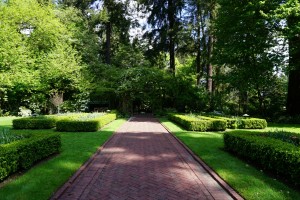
56;113;117;132
0;132;61;181
168;114;227;131
237;118;267;129
224;131;300;188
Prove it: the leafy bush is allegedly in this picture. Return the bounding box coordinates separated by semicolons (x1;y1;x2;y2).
168;114;209;131
56;113;117;132
237;118;267;129
208;116;237;129
13;118;57;129
12;113;86;129
196;116;227;131
224;131;300;187
0;132;61;181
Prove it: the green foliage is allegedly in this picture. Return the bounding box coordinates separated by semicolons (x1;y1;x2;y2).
237;118;268;129
56;113;117;132
196;116;227;131
168;113;227;131
0;128;24;144
207;116;238;129
12;118;57;129
0;132;61;181
168;113;209;131
224;131;300;188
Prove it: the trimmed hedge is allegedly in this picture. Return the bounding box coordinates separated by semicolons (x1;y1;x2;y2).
0;133;61;181
12;114;86;130
168;114;209;131
56;113;117;132
224;131;300;187
197;116;227;131
208;116;237;129
237;118;267;129
13;118;57;129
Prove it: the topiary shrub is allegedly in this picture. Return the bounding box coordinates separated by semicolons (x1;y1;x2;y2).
56;113;117;132
0;133;61;181
224;131;300;188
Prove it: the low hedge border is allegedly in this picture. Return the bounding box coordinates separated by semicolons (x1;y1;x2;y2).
12;114;87;130
224;131;300;187
56;113;117;132
237;118;267;129
196;116;227;131
168;114;209;131
0;132;61;181
168;114;227;131
207;116;238;129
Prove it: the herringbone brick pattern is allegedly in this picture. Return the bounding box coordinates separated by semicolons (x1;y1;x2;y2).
52;117;241;200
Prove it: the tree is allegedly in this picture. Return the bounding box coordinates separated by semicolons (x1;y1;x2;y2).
139;0;184;73
213;0;285;114
0;0;86;113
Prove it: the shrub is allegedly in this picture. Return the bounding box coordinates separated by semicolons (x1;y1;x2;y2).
196;116;227;131
0;133;61;181
168;114;209;131
237;118;267;129
56;113;117;132
212;116;237;129
224;131;300;187
13;118;57;129
12;114;86;130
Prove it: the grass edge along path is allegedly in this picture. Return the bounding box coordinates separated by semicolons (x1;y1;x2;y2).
160;118;300;200
0;118;127;200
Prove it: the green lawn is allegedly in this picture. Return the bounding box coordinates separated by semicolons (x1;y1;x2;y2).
160;119;300;200
0;117;126;200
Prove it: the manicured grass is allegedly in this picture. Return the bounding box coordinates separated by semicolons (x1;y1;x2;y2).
267;123;300;134
0;117;17;128
0;117;126;200
160;118;300;200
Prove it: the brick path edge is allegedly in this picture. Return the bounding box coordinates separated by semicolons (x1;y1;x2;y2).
160;121;244;200
50;129;119;200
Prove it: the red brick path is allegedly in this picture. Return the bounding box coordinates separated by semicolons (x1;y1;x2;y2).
51;117;243;200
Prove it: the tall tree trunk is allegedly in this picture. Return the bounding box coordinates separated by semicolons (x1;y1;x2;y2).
288;16;300;70
207;35;213;93
168;0;175;74
196;4;202;85
105;21;112;65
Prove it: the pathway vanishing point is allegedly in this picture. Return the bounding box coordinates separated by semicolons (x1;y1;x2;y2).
51;116;243;200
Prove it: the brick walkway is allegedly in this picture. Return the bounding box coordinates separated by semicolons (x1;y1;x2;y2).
51;116;243;200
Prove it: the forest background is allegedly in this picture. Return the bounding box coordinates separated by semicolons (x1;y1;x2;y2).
0;0;299;121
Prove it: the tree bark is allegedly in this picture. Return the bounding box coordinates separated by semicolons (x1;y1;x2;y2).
207;35;213;93
168;0;175;74
288;16;300;70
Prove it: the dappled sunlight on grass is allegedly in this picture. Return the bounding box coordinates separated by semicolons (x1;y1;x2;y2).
160;118;300;200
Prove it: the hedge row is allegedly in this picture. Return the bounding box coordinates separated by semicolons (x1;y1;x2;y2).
206;116;267;129
237;118;267;129
0;133;61;181
56;113;117;132
224;131;300;187
12;113;93;130
168;114;227;131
